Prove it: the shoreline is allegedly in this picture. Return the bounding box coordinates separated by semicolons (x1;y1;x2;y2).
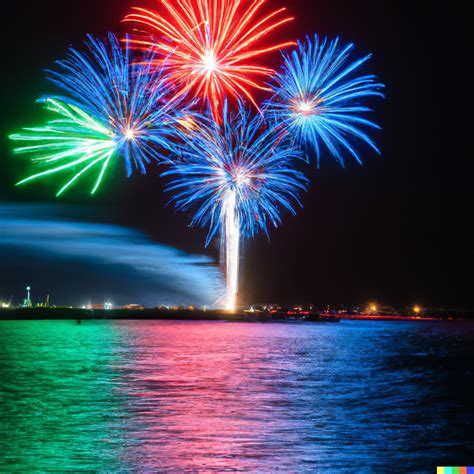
0;307;338;323
0;308;471;322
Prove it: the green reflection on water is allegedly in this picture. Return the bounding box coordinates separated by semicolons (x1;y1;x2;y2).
0;320;129;472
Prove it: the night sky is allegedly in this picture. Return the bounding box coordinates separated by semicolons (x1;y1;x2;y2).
0;0;470;308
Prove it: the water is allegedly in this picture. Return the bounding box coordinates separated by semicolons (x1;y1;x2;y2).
0;320;473;472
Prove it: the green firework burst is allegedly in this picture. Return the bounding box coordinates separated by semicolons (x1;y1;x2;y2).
10;98;116;196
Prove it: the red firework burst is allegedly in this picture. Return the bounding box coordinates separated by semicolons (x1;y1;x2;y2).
123;0;295;118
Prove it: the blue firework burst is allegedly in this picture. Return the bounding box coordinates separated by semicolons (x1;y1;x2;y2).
162;102;308;244
266;35;385;167
11;33;188;195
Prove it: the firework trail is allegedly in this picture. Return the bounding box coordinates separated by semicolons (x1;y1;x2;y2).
124;0;295;119
10;33;185;195
162;102;308;310
266;35;385;167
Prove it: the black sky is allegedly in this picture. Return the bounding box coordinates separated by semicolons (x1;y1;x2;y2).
0;0;471;308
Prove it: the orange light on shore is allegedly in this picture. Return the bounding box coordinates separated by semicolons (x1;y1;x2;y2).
413;305;421;314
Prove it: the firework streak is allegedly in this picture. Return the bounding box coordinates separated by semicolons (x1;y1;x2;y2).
10;33;186;195
163;102;308;309
124;0;295;119
10;8;386;310
266;35;384;166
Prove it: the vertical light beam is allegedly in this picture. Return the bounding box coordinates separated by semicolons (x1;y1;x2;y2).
223;190;239;311
162;104;308;311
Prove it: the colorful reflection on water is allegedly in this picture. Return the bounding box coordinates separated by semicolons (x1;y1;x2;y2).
1;320;473;471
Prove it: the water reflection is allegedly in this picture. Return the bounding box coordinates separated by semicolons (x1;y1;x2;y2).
1;320;473;472
119;322;312;471
0;321;129;472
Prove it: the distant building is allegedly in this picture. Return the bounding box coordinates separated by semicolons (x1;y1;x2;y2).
90;304;104;310
122;304;144;310
22;286;32;308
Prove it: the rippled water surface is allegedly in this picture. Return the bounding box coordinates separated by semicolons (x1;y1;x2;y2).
1;320;473;472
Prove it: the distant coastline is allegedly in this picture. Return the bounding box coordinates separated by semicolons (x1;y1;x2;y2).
1;307;471;322
1;307;235;321
1;307;334;322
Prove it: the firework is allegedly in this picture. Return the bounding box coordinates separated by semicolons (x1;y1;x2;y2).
124;0;295;118
266;35;385;166
162;103;308;310
10;33;183;195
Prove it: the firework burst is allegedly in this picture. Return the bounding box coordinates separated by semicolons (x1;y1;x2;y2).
163;102;308;309
10;33;184;195
266;35;385;166
124;0;295;119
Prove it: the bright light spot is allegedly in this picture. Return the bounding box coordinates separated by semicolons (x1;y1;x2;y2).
299;102;312;112
413;305;421;314
294;97;323;117
235;171;250;187
223;190;239;312
124;129;135;140
202;51;217;73
296;101;315;116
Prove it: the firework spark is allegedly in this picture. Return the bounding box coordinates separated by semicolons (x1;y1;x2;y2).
10;33;184;195
124;0;295;118
162;103;308;309
266;35;385;166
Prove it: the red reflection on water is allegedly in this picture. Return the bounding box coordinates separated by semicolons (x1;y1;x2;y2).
116;321;302;471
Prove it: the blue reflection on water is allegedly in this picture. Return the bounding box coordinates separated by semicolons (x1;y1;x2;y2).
0;320;473;472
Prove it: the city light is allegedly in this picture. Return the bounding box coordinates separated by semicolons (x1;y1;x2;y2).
0;288;462;321
367;303;378;314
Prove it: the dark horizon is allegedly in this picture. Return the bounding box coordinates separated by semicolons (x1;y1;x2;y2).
0;0;471;309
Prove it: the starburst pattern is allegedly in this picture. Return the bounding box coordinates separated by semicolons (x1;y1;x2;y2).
124;0;295;118
266;35;385;166
10;33;185;195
